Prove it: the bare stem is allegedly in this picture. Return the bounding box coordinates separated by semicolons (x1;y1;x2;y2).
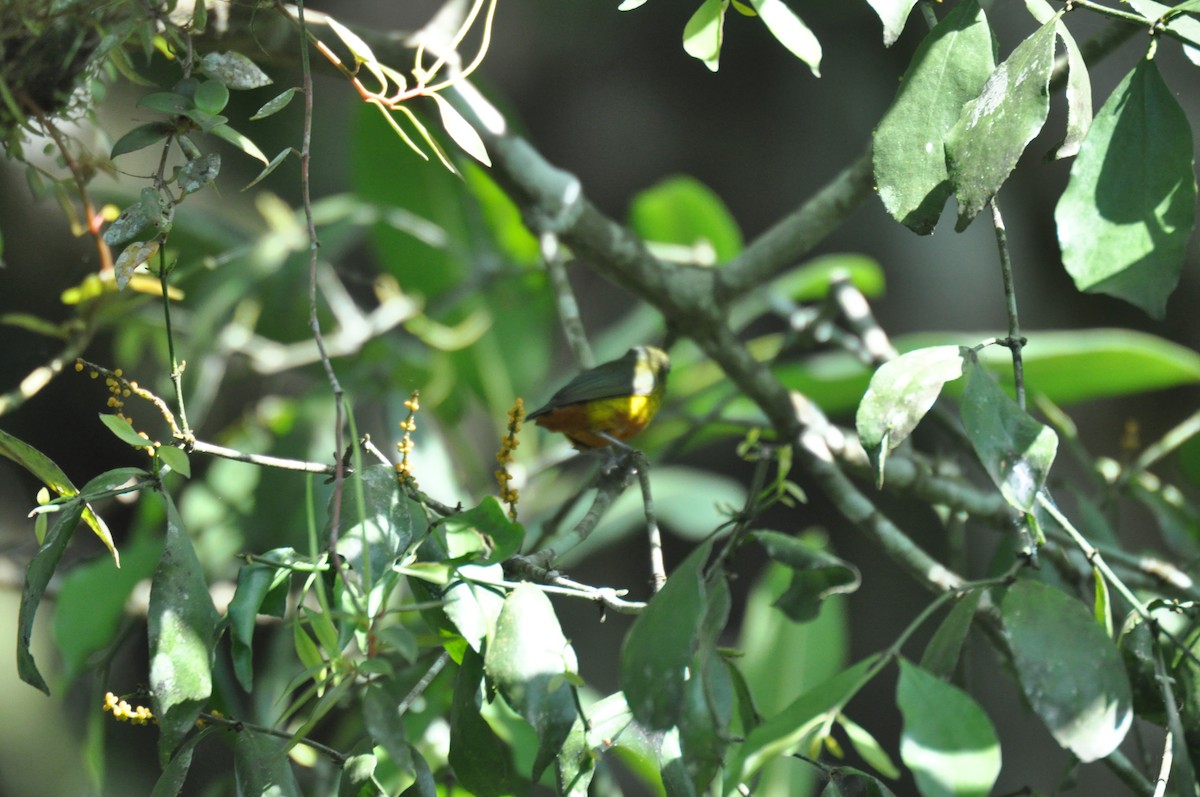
989;199;1026;409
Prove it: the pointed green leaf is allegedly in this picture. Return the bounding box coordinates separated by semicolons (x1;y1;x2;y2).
684;0;726;72
149;494;220;759
725;657;876;793
920;588;982;680
442;564;506;653
209;123;269;164
1027;0;1092;158
333;464;425;584
228;548;296;691
243;148;294;191
450;648;516;796
960;355;1057;513
430;92;490;166
1002;579;1132;761
138;92;193;115
233;729;300;796
856;346;966;486
620;541;712;730
251;87;297;120
484;583;579;780
150;725;219;797
156;444;191;478
1055;59;1196;318
838;715;900;779
897;659;1001;797
946;17;1057;230
873;0;995;234
99;412;152;449
111;122;173;158
866;0;919;47
17;500;83;693
749;0;821;76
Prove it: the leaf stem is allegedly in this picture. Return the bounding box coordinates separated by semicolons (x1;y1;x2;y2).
989;199;1026;409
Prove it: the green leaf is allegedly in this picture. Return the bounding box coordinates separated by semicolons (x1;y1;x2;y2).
243;148;294;191
251;88;297;120
749;0;821;76
837;715;900;779
157;444;191;478
228;548;296;691
450;648;516;796
193;80;229;114
363;683;410;774
111;122;173;158
99;412;152;449
897;660;1001;797
873;0;995;234
919;588;982;680
338;751;379;797
198;51;273;89
430;92;490;166
17;500;83;693
629;175;743;265
683;0;726;72
149;494;220;759
463;162;540;265
150;725;219;797
138;91;193;115
855;346;965;487
209;123;269;164
333;465;425;585
725;657;876;792
1054;59;1196;318
175;153;221;195
484;583;580;780
103;200;153;248
399;744;437;797
559;693;656;796
442;564;506;654
1026;0;1092;159
750;531;861;622
946;17;1058;230
620;541;712;730
960;355;1057;513
1002;579;1133;761
866;0;919;46
441;496;523;565
234;730;300;796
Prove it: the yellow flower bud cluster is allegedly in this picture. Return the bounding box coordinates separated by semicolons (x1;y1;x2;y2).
396;390;420;484
495;398;523;522
103;691;156;726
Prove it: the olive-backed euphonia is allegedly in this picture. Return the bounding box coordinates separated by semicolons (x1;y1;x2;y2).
526;346;670;449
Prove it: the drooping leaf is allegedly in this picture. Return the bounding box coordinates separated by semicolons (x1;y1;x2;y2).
228;547;296;691
873;0;995;234
449;648;516;796
150;725;219;797
484;583;580;780
959;354;1057;513
209;123;269;164
749;0;822;76
442;564;506;654
724;657;876;793
111;122;173;158
683;0;726;72
919;588;982;680
897;659;1001;797
17;500;83;693
629;175;743;265
149;494;220;759
946;17;1058;230
1026;0;1092;158
1002;579;1133;761
620;541;712;730
1055;59;1196;318
856;346;966;486
837;715;900;779
430;92;490;166
251;88;298;120
750;530;861;621
865;0;919;47
233;729;301;796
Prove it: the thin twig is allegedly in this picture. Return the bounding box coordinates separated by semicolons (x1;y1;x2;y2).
632;451;666;591
197;711;348;767
0;328;95;417
542;232;595;369
397;651;450;716
989;199;1026;409
1119;408;1200;486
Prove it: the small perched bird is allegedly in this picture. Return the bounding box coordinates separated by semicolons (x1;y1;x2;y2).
526;346;671;449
